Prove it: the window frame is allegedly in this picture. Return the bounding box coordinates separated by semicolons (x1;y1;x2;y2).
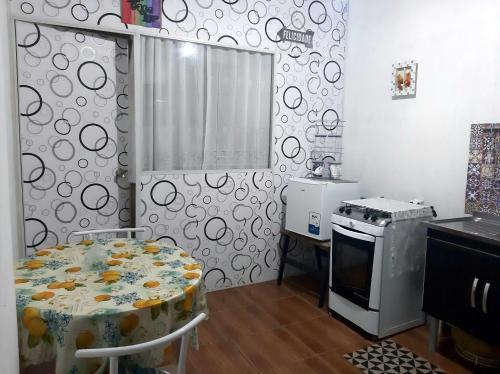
138;32;277;175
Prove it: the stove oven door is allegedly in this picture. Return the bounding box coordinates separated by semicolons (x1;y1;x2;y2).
330;224;382;311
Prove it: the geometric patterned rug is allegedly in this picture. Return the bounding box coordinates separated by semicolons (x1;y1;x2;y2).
344;340;446;374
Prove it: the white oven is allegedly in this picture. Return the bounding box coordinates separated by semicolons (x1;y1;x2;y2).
328;198;433;338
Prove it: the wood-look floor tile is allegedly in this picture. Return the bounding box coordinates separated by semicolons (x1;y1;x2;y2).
296;290;329;312
392;326;473;374
206;286;255;312
186;337;257;374
196;311;229;344
189;280;471;374
209;303;281;340
282;275;322;294
258;295;324;326
234;327;315;371
285;315;368;355
319;349;364;374
244;280;295;304
282;275;330;312
261;354;338;374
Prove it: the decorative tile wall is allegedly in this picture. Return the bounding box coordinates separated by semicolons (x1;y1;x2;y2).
16;21;130;255
465;124;500;216
11;0;350;289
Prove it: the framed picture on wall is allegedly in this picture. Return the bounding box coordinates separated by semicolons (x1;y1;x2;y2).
121;0;162;28
391;61;418;99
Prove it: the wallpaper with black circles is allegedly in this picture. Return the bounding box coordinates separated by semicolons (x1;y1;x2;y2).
140;171;278;289
15;21;130;255
10;0;349;289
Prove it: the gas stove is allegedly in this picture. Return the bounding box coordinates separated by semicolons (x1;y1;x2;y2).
337;205;392;226
329;197;435;338
335;197;434;227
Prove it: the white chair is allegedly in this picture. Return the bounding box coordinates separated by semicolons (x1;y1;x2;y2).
75;312;207;374
73;228;146;240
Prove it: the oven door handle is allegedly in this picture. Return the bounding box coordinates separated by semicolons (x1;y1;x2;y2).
332;224;376;243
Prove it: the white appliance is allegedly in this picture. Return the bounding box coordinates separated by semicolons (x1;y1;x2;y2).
329;198;434;338
285;178;360;240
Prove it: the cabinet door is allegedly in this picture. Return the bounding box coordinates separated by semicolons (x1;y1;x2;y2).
474;255;500;342
424;237;500;344
285;181;324;237
423;237;480;325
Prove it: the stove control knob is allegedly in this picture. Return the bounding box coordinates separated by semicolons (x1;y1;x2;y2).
363;213;370;220
371;215;378;222
345;208;352;215
339;207;345;213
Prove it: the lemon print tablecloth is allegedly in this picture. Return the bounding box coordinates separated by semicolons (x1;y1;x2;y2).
14;238;208;374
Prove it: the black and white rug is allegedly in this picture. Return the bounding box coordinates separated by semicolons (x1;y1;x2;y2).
344;340;446;374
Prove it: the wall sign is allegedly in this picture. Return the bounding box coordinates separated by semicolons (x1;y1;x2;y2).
121;0;161;28
278;27;314;48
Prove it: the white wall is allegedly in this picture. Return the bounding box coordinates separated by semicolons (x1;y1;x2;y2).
0;1;20;372
343;0;500;218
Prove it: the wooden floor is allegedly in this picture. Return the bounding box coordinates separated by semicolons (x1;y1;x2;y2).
187;276;473;374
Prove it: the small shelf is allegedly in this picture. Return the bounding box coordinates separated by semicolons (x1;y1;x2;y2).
309;118;344;167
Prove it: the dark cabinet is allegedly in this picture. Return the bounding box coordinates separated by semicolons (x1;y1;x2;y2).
423;235;500;344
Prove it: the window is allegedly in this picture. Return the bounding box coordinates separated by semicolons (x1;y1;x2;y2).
140;37;273;171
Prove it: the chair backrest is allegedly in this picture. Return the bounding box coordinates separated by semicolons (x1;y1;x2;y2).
72;228;146;240
75;312;207;374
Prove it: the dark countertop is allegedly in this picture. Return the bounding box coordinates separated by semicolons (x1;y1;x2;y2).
426;213;500;247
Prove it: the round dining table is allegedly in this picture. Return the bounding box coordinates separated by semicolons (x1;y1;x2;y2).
14;238;207;374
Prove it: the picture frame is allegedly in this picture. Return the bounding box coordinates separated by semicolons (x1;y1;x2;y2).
391;61;418;99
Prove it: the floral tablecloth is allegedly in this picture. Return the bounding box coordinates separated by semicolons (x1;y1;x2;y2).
15;238;207;374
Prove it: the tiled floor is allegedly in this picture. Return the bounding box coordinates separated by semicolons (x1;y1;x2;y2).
187;276;473;374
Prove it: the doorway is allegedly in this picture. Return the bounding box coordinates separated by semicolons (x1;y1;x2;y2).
15;21;132;255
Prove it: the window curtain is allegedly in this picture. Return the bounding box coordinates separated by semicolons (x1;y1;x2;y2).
140;36;272;171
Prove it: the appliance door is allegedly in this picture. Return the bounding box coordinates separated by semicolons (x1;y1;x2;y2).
285;180;326;239
331;224;377;310
424;236;500;344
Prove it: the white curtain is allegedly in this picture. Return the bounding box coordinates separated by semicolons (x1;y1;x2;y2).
140;36;272;171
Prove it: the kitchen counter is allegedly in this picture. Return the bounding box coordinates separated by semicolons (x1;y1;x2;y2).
423;212;500;351
426;213;500;248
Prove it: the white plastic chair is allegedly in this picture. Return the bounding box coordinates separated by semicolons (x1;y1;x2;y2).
75;312;207;374
73;228;146;240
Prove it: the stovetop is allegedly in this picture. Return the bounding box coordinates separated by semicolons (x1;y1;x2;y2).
336;205;392;226
427;213;500;246
335;197;433;226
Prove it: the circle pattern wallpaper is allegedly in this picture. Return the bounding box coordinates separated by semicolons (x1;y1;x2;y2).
11;0;349;290
16;21;130;255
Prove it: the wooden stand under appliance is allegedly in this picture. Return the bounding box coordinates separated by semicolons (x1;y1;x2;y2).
276;229;330;308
